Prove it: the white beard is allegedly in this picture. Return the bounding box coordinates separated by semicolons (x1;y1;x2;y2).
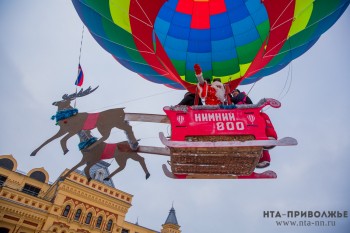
211;81;225;103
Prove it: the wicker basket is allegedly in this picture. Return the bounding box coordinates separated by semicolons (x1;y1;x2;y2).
170;135;262;176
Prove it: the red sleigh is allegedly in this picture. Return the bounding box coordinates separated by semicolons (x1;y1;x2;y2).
158;98;297;179
32;84;297;180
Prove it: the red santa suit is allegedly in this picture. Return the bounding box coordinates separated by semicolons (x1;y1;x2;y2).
194;64;225;105
197;81;225;105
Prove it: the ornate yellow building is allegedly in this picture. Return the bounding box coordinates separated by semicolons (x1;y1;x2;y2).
0;155;181;233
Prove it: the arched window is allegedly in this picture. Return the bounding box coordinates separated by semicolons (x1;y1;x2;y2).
85;212;92;224
106;219;113;231
0;158;14;170
62;205;71;217
29;171;46;182
96;216;103;228
74;209;82;221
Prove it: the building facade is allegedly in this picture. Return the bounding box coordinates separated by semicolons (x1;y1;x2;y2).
0;155;181;233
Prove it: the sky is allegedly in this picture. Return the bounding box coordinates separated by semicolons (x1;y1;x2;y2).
1;1;350;233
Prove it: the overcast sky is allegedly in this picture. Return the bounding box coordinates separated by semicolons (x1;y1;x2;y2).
0;1;349;233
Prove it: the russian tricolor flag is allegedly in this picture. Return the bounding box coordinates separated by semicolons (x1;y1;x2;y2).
75;64;84;86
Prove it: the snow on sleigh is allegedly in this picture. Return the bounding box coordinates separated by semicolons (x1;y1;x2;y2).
159;98;297;179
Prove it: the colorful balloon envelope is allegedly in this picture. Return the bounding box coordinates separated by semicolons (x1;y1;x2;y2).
72;0;349;91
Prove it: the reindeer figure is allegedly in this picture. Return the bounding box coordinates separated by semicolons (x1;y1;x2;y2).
30;86;139;156
60;130;150;181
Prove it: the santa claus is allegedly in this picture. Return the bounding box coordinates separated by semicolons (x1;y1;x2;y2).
194;64;225;105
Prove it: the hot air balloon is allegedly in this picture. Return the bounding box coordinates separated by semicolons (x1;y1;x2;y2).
68;0;348;179
72;0;349;91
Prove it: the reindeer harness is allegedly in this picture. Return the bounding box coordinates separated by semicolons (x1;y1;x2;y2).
51;108;78;123
78;137;98;150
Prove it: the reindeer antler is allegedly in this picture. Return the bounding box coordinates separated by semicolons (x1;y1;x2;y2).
62;86;99;100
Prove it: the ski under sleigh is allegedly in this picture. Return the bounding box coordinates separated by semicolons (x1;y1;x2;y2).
126;98;297;179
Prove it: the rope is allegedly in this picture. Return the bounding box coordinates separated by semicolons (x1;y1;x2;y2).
89;89;175;112
276;37;294;102
78;25;85;65
277;61;293;101
262;61;293;113
247;81;257;96
74;25;85;108
247;36;294;111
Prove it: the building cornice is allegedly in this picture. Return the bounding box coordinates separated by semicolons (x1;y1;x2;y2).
58;179;131;214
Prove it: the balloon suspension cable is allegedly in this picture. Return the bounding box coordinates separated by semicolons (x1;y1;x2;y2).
247;81;257;96
249;31;295;108
277;38;293;101
74;25;85;108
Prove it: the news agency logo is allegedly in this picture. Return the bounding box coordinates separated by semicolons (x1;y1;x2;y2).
263;210;348;218
263;210;348;228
